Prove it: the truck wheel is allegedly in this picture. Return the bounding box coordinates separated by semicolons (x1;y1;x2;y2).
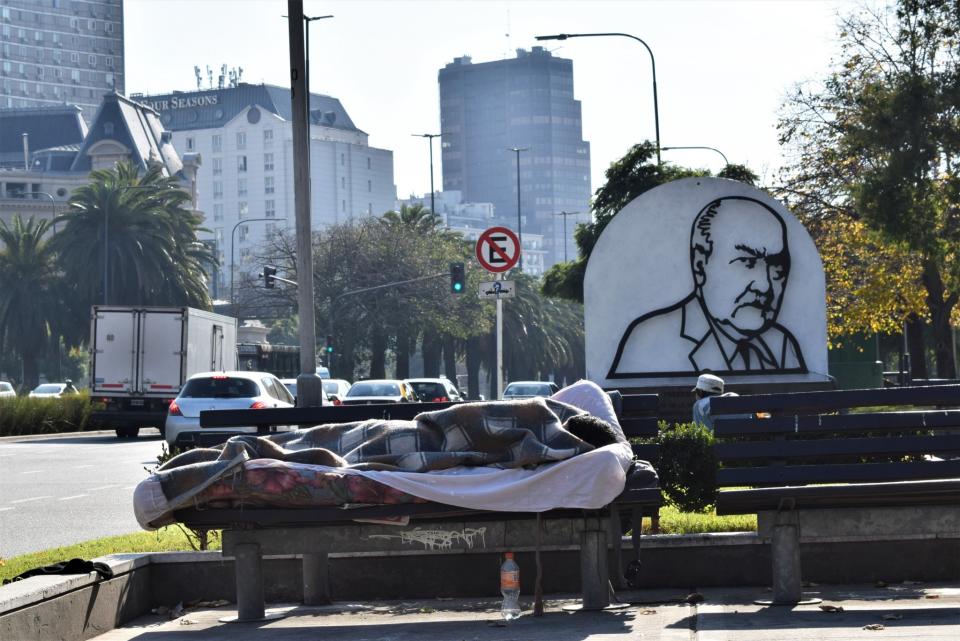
115;427;140;438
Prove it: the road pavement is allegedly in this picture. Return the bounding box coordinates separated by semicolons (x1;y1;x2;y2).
0;430;166;558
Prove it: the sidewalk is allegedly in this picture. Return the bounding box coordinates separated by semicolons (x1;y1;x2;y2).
91;584;960;641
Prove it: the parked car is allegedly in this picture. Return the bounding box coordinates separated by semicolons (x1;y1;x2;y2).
28;383;67;398
322;378;352;405
406;377;462;403
501;381;559;400
279;378;329;405
0;381;15;398
341;379;417;405
165;371;295;448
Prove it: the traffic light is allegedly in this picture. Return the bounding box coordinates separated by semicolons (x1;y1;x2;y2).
449;262;465;294
262;265;277;288
324;334;334;354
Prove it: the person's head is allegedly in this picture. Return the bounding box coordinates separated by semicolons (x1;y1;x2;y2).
65;379;73;385
692;373;724;399
690;197;790;340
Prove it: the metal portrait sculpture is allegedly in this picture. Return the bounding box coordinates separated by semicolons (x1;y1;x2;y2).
584;177;828;388
609;196;806;378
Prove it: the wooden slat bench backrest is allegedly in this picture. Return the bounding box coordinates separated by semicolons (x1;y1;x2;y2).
710;384;960;487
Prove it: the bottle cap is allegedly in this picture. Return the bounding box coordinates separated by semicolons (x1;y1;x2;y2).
504;552;514;559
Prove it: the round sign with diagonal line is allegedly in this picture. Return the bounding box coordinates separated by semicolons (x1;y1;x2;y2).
475;226;521;273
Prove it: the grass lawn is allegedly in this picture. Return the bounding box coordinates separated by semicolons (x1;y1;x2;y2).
0;507;755;584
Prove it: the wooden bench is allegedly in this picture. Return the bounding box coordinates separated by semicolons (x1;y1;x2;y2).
710;384;960;604
175;393;661;621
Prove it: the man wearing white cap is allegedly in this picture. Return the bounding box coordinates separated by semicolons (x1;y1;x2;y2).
692;373;737;430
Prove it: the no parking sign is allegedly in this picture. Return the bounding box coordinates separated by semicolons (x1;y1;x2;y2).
475;226;520;273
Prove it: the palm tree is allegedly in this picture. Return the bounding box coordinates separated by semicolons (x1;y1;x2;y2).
0;216;61;389
51;161;214;310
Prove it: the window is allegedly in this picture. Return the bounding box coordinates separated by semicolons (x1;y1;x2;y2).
213;203;223;222
212;158;222;176
88;54;96;67
265;200;275;218
53;50;61;64
105;72;113;87
263;152;273;171
1;62;9;74
36;67;43;79
17;63;25;75
340;153;345;166
70;18;78;30
367;179;372;192
36;48;42;61
213;181;223;199
105;22;113;34
263;129;273;145
88;19;96;31
236;132;246;149
341;176;345;189
367;157;371;169
52;32;59;45
70;52;79;63
264;176;274;194
238;201;249;218
106;56;113;68
211;134;222;152
34;30;42;42
103;122;113;135
185;137;195;151
70;69;79;83
342;199;346;212
237;178;247;197
237;155;247;172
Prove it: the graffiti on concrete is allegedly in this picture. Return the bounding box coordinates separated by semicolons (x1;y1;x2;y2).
367;526;487;551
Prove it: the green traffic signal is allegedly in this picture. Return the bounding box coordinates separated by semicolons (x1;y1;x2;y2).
449;262;465;294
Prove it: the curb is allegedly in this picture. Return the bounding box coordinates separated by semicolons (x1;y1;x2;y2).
0;428;161;443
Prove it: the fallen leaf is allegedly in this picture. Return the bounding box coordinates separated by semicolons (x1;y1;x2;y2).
863;624;885;631
924;594;940;599
640;609;657;615
418;607;435;613
881;613;902;620
819;605;844;613
179;618;196;626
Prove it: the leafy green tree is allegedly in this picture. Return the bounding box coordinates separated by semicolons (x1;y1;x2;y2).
52;161;214;319
777;0;960;376
0;216;61;389
542;142;709;303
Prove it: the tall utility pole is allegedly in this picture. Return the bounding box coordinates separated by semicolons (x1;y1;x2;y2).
413;133;445;214
555;210;581;262
508;146;529;272
287;0;322;407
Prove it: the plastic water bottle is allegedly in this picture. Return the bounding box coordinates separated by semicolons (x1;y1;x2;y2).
500;552;521;621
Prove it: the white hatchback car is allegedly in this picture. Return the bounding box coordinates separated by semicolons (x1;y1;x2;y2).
322;378;352;405
28;383;67;398
165;371;295;448
0;381;15;398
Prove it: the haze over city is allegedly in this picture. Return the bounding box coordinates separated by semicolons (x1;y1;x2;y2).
126;0;857;196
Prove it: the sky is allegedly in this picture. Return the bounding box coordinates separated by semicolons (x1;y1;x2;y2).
125;0;860;199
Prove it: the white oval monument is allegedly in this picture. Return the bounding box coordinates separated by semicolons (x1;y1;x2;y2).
585;177;830;389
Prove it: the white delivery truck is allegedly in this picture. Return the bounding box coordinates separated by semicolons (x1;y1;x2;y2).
89;306;238;438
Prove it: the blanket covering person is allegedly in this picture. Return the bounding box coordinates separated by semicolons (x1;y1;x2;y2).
134;381;657;529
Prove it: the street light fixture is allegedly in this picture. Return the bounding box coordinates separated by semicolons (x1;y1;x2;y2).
661;146;729;166
230;217;286;305
412;133;447;215
536;32;661;165
507;146;529;272
554;210;582;263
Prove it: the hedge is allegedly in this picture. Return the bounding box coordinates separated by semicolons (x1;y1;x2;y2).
0;393;93;436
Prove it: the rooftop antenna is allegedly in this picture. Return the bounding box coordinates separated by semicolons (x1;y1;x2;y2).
219;64;227;89
194;65;202;90
206;65;213;90
504;8;512;58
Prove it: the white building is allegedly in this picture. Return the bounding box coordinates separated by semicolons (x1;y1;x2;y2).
134;84;397;299
397;190;546;276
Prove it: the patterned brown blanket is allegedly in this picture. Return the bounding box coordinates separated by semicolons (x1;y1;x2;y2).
153;398;616;514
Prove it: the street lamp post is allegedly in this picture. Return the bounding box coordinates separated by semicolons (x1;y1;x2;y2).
536;32;661;164
412;133;446;215
555;210;582;262
230;217;284;305
661;146;729;166
508;146;529;272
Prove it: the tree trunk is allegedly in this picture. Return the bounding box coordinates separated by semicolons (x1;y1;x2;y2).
442;335;457;383
395;327;410;379
466;336;481;400
905;314;928;381
369;330;387;379
22;351;40;391
422;331;441;377
921;259;958;379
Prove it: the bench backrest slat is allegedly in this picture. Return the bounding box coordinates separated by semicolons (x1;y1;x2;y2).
718;459;960;486
619;416;659;438
618;393;659;413
710;384;960;415
714;434;960;461
714;410;960;436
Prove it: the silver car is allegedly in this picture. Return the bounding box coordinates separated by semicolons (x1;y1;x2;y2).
0;381;15;398
165;371;295;448
502;381;560;400
28;383;67;398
